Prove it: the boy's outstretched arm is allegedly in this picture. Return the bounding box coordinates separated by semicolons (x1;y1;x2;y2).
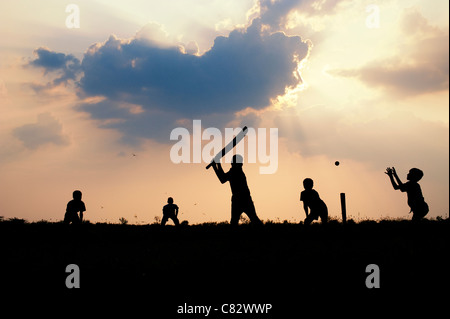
392;167;403;186
212;161;228;184
385;167;400;190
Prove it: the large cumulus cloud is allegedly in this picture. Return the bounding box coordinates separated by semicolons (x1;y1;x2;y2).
78;19;310;116
28;19;310;144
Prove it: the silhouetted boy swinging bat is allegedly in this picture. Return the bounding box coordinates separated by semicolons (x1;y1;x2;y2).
207;125;262;226
205;126;248;169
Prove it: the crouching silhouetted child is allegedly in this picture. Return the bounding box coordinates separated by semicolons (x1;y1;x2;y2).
385;167;429;221
300;178;328;225
162;197;180;226
64;190;86;224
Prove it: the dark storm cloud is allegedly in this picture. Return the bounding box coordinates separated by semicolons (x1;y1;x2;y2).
12;113;69;149
29;47;82;86
79;19;310;116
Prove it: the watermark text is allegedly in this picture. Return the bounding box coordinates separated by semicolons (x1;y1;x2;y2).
170;120;278;174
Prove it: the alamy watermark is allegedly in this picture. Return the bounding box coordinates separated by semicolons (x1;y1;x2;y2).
65;4;80;29
65;264;80;288
366;4;380;29
365;264;380;288
170;120;279;174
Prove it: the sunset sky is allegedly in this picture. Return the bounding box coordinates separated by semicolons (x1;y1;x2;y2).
0;0;448;224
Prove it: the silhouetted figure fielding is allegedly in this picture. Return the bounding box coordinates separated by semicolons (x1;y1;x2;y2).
385;167;429;221
212;154;262;226
300;178;328;225
162;197;180;226
64;190;86;224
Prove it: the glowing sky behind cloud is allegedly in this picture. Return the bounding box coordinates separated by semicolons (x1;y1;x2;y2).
0;0;448;224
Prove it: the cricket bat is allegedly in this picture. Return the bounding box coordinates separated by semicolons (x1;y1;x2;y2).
205;126;248;169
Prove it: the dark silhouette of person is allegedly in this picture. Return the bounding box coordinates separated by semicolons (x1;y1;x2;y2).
300;178;328;225
385;167;429;221
211;154;263;226
162;197;180;226
64;190;86;224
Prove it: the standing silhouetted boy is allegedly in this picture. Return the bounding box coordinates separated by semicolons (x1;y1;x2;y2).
300;178;328;225
211;154;263;226
64;190;86;224
162;197;180;226
385;167;429;221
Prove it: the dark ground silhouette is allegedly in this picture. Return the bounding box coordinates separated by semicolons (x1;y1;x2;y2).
0;218;448;314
